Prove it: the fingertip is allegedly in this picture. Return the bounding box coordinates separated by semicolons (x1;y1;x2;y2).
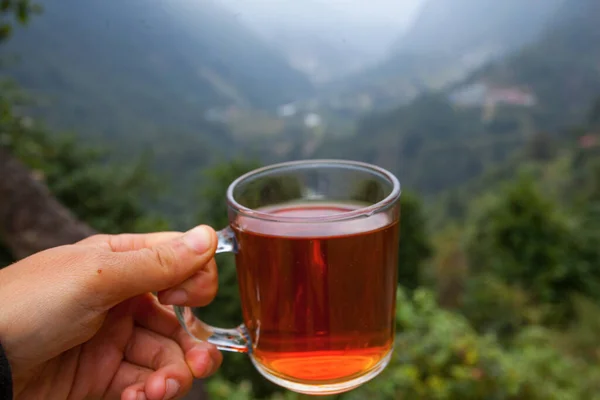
186;344;222;378
144;374;166;400
182;225;217;255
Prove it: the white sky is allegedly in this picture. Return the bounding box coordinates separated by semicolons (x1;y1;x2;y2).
325;0;424;26
216;0;425;55
218;0;424;30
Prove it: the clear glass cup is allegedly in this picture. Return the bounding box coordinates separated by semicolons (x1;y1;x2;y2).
175;159;401;395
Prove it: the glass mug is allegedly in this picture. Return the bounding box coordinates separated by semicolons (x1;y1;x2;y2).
174;159;401;395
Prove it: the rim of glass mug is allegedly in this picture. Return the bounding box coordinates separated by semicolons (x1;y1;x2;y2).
226;159;401;222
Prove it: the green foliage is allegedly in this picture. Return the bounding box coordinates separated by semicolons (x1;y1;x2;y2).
352;288;518;400
0;83;168;264
460;274;545;338
398;191;433;290
348;289;600;400
556;294;600;365
206;377;255;400
507;326;600;400
466;175;576;305
579;159;600;203
455;139;600;329
430;225;468;309
0;0;40;42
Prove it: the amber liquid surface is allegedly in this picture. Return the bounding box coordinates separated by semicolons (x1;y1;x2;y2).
233;203;399;384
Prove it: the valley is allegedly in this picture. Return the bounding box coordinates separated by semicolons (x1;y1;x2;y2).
1;0;598;221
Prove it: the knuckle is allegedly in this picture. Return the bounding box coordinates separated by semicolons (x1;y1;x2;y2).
144;246;180;284
106;233;130;252
90;233;110;242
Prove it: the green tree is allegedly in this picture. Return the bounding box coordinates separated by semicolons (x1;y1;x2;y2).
465;173;599;311
460;274;546;338
398;191;433;290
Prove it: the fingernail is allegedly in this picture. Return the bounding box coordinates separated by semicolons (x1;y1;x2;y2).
182;226;213;254
161;289;188;305
164;378;180;400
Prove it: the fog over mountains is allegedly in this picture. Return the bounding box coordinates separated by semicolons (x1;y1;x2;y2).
2;0;596;226
217;0;424;82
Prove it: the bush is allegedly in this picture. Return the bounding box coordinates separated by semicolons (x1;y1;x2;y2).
348;288;519;400
348;288;600;400
466;175;579;306
460;274;546;338
398;192;433;291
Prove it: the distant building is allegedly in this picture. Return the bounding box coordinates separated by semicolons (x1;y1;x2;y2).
448;83;488;107
487;87;537;107
304;113;322;128
579;134;599;149
449;83;537;108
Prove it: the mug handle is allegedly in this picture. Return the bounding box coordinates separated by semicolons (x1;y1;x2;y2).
173;226;250;353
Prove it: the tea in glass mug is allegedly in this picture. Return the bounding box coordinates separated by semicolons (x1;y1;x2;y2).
175;159;401;395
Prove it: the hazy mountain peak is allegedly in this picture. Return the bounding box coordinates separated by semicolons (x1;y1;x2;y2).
216;0;423;83
394;0;566;56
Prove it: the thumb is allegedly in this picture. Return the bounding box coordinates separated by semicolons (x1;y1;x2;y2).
93;225;218;305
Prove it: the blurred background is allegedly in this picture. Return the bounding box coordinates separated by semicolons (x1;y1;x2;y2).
1;0;600;399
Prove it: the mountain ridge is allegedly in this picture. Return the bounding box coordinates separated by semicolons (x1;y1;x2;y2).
2;0;313;118
312;0;600;198
318;0;565;113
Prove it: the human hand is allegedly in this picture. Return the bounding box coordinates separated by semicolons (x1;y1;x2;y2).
0;226;222;400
